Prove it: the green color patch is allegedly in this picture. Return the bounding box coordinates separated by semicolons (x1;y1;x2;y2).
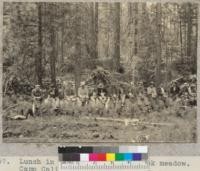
115;153;124;161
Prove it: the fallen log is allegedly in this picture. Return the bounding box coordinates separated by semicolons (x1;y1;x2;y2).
7;114;27;120
95;117;139;123
95;117;173;126
131;122;174;126
83;116;173;127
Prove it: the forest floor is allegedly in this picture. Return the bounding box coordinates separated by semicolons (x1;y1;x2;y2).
3;105;196;143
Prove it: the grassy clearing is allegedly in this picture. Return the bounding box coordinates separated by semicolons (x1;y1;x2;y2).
3;97;196;143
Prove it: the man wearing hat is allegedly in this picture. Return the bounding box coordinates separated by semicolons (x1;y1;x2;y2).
180;82;190;96
147;81;157;110
147;81;157;98
97;83;107;96
170;81;180;98
78;81;89;106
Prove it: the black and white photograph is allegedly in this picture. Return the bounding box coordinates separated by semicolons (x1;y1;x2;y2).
2;2;198;143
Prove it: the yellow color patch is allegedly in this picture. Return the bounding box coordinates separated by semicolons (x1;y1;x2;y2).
106;153;115;161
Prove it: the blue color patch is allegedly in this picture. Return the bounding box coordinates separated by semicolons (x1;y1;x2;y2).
133;153;142;161
124;153;133;161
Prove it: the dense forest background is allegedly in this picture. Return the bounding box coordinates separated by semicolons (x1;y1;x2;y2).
3;2;198;94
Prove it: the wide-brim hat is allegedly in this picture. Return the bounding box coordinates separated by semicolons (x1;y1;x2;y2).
80;81;85;86
98;83;104;88
150;81;154;85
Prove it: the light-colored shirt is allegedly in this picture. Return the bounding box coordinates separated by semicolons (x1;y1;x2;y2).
147;87;157;98
78;86;89;98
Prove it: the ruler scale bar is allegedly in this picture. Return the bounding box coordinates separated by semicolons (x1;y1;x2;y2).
59;161;150;170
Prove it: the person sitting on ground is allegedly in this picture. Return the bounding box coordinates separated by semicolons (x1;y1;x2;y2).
157;83;167;97
147;81;157;98
64;95;75;115
97;91;107;116
188;83;196;97
49;84;56;98
191;75;197;84
137;81;147;110
105;95;110;114
157;83;168;109
147;81;157;110
142;90;151;112
31;84;43;116
181;92;190;108
119;89;126;107
54;82;66;110
170;81;180;99
180;82;190;96
57;82;65;99
185;82;196;107
123;92;133;117
107;93;116;115
65;81;75;96
78;81;89;106
188;94;197;106
89;91;98;114
90;90;97;103
136;81;145;95
97;83;107;97
43;94;53;109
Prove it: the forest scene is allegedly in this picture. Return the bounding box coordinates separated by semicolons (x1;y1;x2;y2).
2;2;198;142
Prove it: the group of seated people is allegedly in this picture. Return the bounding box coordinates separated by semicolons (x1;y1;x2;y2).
31;78;197;117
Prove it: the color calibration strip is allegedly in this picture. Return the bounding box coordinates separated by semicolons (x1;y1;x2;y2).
58;146;148;162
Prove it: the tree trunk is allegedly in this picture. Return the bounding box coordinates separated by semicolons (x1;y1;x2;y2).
49;4;57;91
184;5;187;58
112;3;120;71
61;22;64;64
134;3;138;55
193;8;198;71
61;6;65;64
90;2;98;59
55;30;58;65
74;4;81;96
128;3;133;59
50;27;56;89
187;3;192;59
105;3;109;58
36;3;43;86
155;3;162;87
93;2;98;58
180;18;183;63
